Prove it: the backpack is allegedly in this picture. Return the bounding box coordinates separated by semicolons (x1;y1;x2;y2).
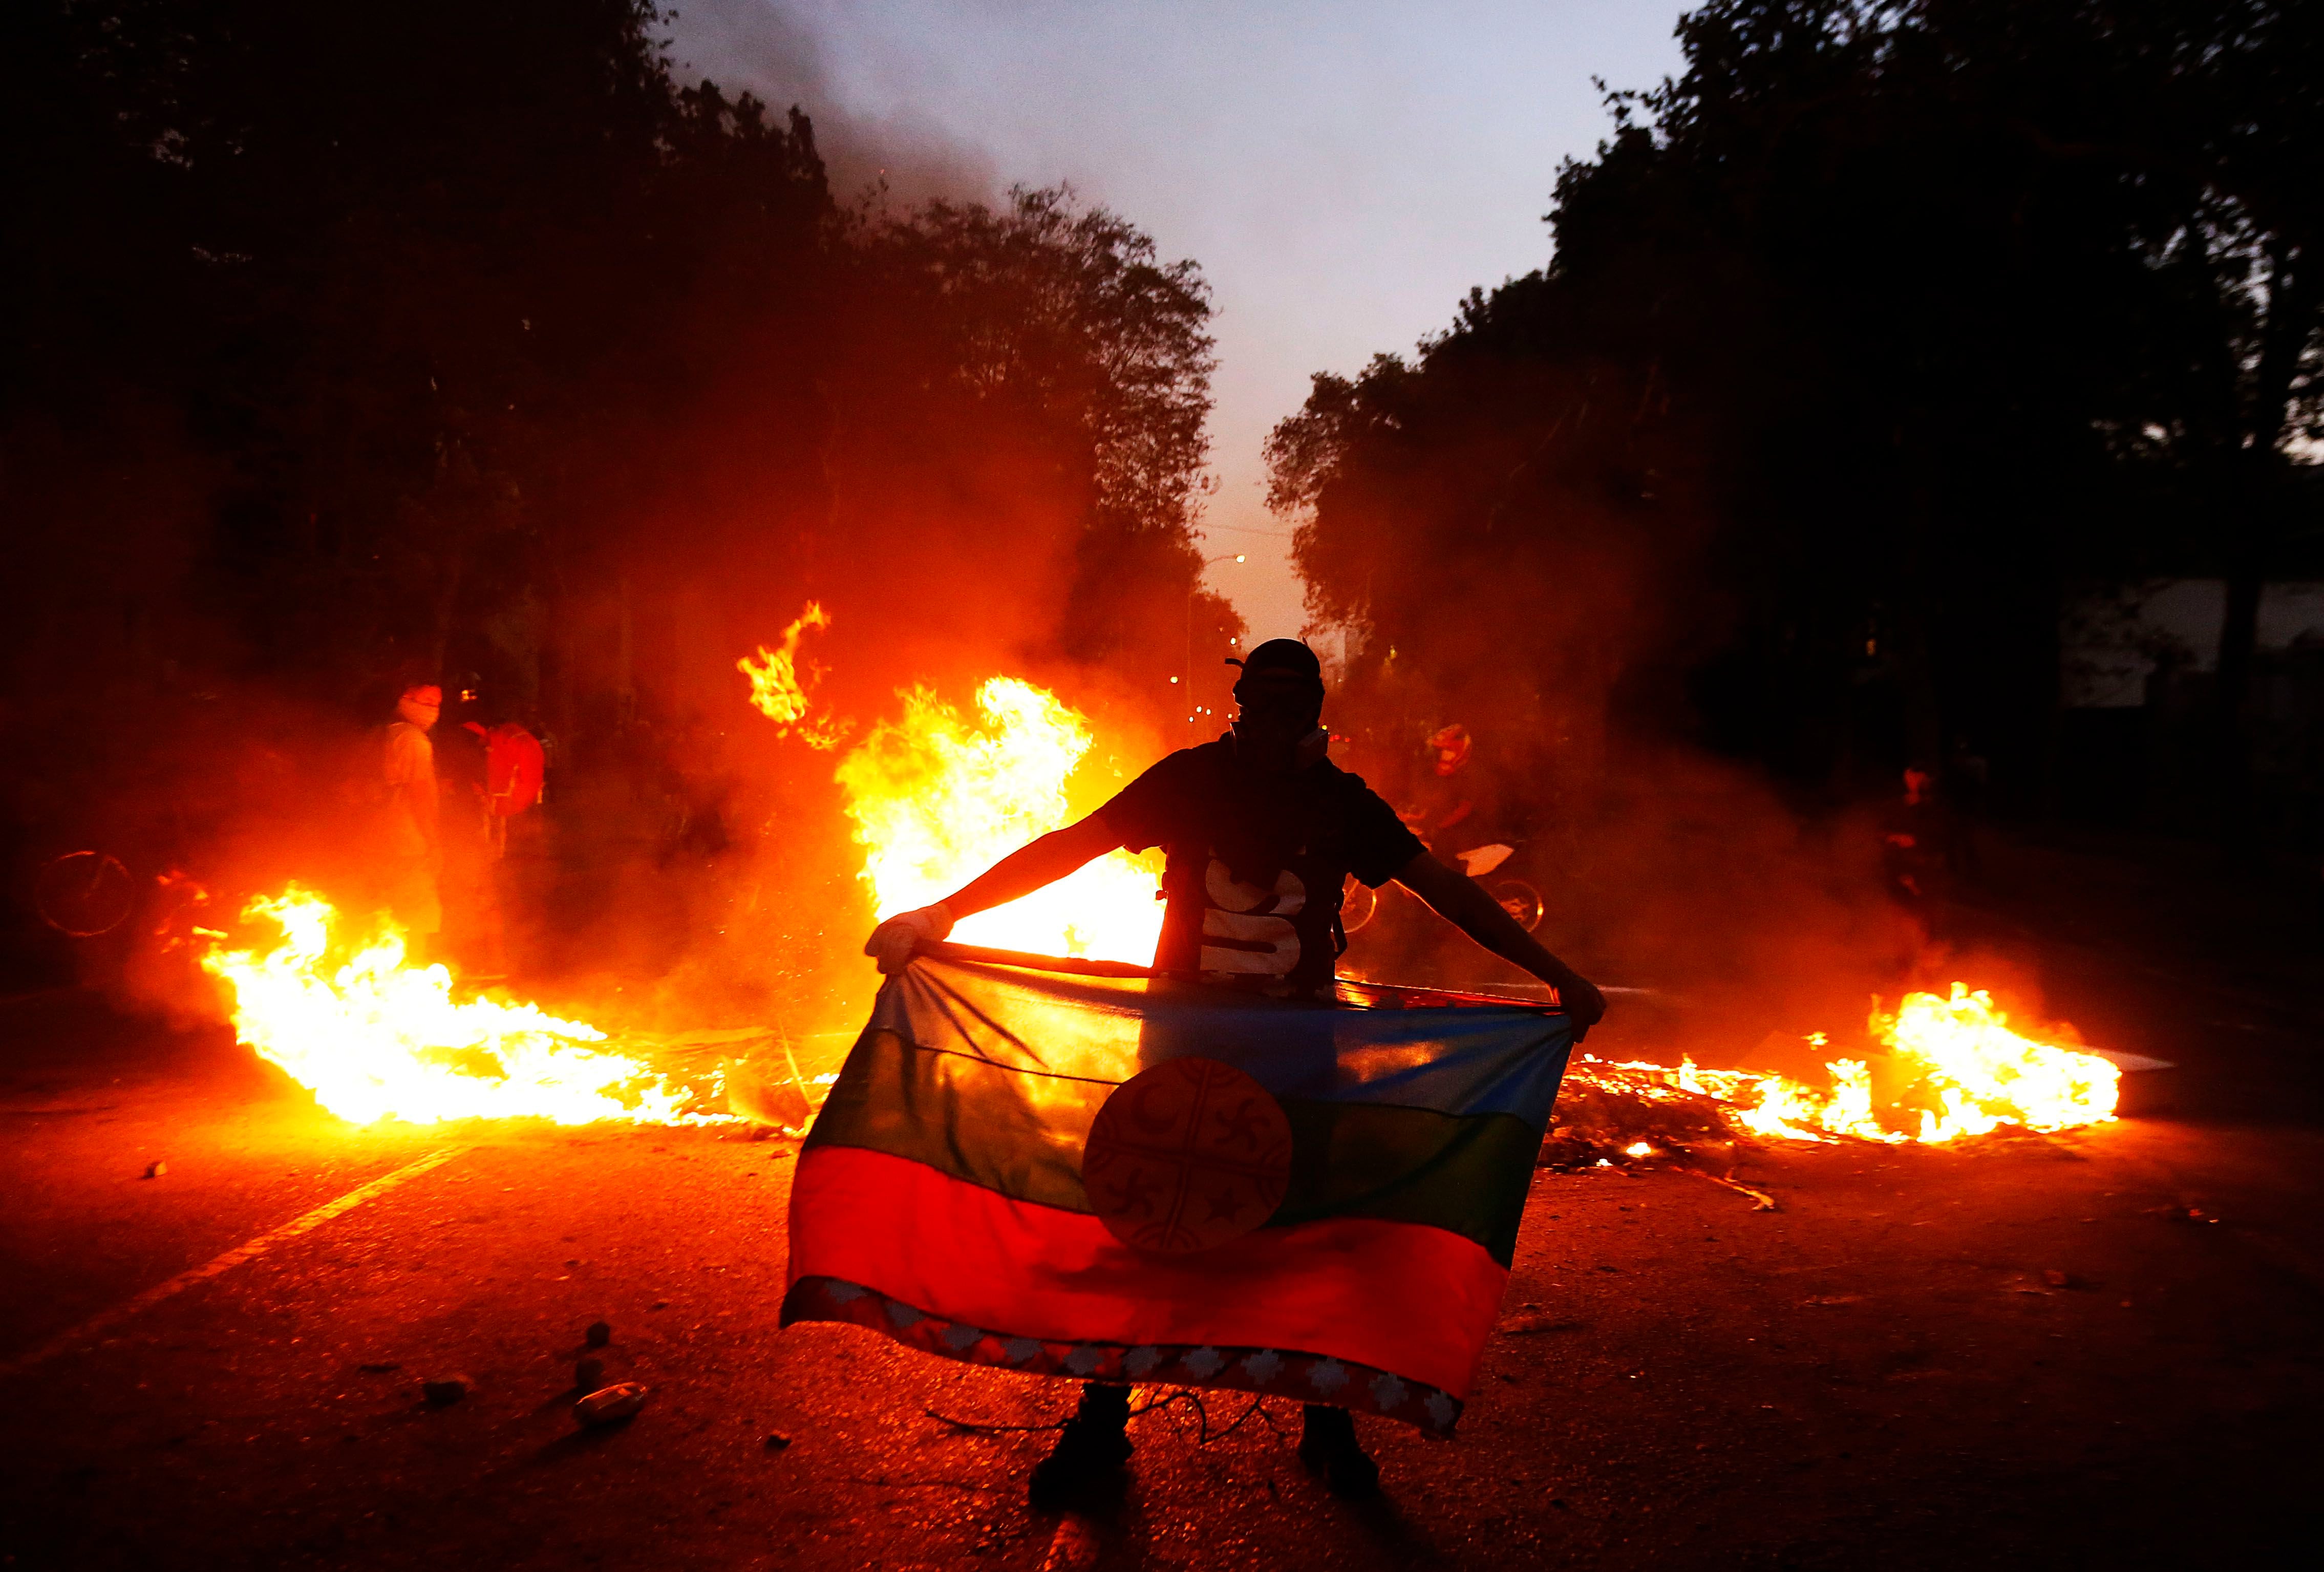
485;723;546;816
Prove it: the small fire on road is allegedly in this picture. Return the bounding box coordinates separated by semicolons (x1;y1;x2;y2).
200;888;714;1127
1569;985;2119;1157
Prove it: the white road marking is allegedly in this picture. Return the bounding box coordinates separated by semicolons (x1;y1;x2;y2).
0;1144;472;1380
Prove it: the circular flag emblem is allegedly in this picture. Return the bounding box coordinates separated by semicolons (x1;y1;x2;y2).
1082;1057;1293;1254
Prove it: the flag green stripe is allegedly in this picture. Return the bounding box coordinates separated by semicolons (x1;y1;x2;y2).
805;1029;1544;1267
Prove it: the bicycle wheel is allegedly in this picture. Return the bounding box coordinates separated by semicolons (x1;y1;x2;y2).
1488;877;1544;933
36;851;137;937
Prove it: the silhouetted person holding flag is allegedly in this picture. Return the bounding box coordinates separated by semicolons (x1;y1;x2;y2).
866;638;1605;1504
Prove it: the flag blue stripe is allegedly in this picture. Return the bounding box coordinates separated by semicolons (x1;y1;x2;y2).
872;955;1573;1132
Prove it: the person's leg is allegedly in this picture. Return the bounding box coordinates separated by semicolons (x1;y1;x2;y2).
1298;1404;1380;1497
1028;1382;1133;1508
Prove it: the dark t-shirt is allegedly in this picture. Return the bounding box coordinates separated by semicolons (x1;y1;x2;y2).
433;721;492;852
1099;738;1425;997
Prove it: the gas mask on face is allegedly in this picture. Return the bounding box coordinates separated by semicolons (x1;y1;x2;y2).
1229;695;1328;774
1224;641;1329;774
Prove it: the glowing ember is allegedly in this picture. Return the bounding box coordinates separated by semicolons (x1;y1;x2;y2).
201;887;713;1126
835;676;1164;964
739;601;842;747
1584;985;2118;1146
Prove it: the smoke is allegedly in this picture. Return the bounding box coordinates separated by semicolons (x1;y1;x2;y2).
665;0;1000;211
1287;351;2039;1066
1339;723;1929;1064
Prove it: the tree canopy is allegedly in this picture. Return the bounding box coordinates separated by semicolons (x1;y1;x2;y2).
1;0;1226;781
1271;0;2322;829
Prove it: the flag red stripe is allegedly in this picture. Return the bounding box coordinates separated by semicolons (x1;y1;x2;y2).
788;1144;1508;1399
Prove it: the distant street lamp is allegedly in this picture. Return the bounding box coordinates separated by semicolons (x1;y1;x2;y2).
1186;553;1245;741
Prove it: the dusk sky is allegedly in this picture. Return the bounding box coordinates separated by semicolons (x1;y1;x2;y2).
673;1;1690;641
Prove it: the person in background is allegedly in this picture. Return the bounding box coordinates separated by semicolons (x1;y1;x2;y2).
434;676;506;978
1403;723;1517;878
483;710;549;976
1881;762;1956;911
379;681;442;952
485;715;547;828
864;639;1607;1507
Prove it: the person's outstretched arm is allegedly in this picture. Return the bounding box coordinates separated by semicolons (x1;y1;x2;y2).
863;813;1124;972
1392;851;1606;1032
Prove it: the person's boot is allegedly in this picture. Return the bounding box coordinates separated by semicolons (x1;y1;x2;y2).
1298;1404;1380;1498
1028;1383;1133;1509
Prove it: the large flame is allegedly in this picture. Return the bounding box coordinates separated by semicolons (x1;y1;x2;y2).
201;888;712;1126
739;600;841;748
1585;984;2118;1145
835;676;1164;964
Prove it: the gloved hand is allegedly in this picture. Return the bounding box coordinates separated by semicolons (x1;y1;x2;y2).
864;903;954;974
1560;975;1607;1039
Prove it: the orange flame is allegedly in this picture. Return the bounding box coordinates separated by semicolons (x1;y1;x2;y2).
200;887;716;1126
1587;985;2118;1144
739;601;841;748
835;676;1164;964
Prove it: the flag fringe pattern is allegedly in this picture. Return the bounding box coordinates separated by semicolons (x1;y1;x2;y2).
783;1275;1467;1430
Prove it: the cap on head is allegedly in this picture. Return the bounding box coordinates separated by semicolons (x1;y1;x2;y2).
1226;639;1324;707
1235;638;1320;681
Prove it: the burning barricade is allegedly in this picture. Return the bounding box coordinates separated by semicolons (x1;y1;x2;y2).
191;610;2122;1159
198;887;722;1126
1542;987;2119;1171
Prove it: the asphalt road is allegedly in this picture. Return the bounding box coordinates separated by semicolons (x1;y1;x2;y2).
3;965;2320;1572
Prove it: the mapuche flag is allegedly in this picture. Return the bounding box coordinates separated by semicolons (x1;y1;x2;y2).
780;945;1575;1432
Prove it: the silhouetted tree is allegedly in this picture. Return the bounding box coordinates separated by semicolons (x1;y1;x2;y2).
1272;0;2322;844
862;187;1226;684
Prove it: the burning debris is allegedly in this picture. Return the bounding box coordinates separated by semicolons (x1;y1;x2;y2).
199;888;723;1127
722;1051;837;1134
1542;986;2119;1169
737;601;843;748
